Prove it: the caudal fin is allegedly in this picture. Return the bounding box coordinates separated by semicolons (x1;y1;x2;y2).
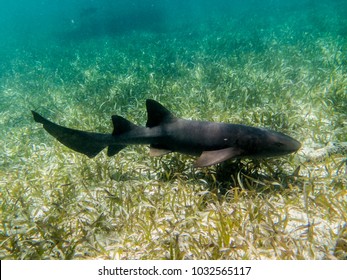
32;111;112;158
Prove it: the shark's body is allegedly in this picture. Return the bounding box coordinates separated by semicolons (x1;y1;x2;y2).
32;99;301;167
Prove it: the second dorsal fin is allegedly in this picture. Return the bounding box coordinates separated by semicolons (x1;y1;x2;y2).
146;99;176;128
111;115;138;136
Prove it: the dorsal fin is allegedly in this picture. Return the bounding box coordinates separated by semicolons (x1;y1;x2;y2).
146;99;176;128
111;115;138;136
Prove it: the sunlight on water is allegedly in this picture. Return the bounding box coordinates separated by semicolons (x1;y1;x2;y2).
0;0;346;260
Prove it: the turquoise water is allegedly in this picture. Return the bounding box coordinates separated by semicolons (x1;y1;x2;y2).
1;1;346;51
0;0;346;259
1;0;346;118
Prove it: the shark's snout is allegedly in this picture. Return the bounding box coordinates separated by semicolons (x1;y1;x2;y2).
288;138;301;152
270;132;301;156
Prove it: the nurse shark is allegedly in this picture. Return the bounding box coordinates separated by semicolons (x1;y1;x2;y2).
32;99;301;167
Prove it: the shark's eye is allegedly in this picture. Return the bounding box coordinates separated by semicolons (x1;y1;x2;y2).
274;142;284;147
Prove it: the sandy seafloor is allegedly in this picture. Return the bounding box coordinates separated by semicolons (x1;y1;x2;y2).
0;0;346;260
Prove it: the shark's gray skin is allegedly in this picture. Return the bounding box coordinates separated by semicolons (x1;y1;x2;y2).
31;99;301;167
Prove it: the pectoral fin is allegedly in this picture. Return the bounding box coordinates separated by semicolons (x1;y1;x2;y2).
194;147;242;167
149;145;172;157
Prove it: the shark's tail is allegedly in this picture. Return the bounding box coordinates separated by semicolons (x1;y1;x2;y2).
32;111;131;158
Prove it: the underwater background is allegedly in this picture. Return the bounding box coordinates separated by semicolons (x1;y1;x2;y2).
0;0;346;259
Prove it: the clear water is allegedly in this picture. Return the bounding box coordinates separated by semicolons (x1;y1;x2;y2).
0;0;346;260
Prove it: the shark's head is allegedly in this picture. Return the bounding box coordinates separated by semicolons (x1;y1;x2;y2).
259;129;301;157
238;128;301;158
